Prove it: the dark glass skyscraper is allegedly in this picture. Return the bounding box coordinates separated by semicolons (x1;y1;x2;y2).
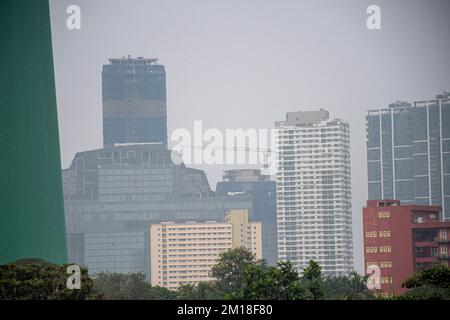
66;55;260;278
63;145;253;278
366;92;450;221
366;101;414;204
102;56;167;147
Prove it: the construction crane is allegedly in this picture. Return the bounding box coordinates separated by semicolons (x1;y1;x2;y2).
174;144;273;169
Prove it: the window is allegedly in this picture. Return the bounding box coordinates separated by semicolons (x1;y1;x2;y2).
440;229;447;241
143;151;150;163
366;246;378;253
378;230;391;238
379;246;391;253
365;231;377;238
378;211;391;219
381;276;393;284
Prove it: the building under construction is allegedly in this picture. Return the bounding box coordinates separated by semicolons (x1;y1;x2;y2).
102;56;168;147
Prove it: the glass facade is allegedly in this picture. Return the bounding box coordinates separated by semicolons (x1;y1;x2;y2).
366;92;450;221
366;104;417;203
84;232;149;275
102;56;167;147
63;145;253;279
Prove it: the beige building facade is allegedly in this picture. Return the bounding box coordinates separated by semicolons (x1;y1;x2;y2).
150;209;261;289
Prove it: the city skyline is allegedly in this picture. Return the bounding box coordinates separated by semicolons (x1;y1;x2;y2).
50;0;450;272
62;53;278;278
2;0;450;303
58;52;450;273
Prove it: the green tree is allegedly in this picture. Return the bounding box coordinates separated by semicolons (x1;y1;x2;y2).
211;247;262;295
322;272;375;300
399;266;450;300
176;282;222;300
402;266;450;289
146;285;178;300
235;261;310;300
399;285;450;300
92;272;176;300
0;259;95;300
301;260;324;300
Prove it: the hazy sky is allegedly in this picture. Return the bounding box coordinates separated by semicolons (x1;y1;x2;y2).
49;0;450;272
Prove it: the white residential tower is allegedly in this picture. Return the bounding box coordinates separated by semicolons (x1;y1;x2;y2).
275;109;353;275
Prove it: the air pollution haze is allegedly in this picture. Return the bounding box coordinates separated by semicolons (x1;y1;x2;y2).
49;0;450;272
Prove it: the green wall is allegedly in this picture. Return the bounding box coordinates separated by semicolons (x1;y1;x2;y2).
0;0;67;264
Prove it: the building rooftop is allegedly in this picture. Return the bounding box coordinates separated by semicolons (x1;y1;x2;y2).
388;100;411;109
222;169;271;182
367;91;450;115
365;199;442;212
108;55;159;65
275;109;336;127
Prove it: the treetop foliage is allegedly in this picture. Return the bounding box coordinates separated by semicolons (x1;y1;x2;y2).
2;250;449;300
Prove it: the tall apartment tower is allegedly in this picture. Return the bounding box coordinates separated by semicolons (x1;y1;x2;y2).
102;56;167;147
366;92;450;221
275;109;353;275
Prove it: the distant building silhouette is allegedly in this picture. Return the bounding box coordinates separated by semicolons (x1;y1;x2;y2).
366;92;450;221
102;56;167;147
63;145;254;278
65;55;270;277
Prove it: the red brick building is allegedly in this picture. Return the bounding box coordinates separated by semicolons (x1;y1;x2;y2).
363;200;450;296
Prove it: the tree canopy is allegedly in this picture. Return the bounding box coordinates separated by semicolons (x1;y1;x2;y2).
92;272;176;300
235;260;311;300
211;246;263;294
399;266;450;300
0;259;95;300
3;251;447;300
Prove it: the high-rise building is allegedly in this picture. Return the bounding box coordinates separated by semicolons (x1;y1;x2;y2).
366;91;450;220
226;209;262;256
63;144;254;278
275;109;353;276
216;169;278;265
363;199;449;296
0;0;67;264
102;56;167;147
64;54;260;278
150;209;261;289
